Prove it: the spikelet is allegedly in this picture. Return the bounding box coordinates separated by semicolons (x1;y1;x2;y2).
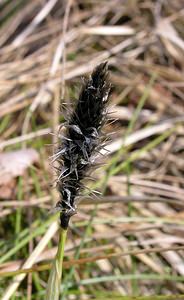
54;62;110;229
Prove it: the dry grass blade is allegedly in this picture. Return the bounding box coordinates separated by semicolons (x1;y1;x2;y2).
81;26;135;36
0;0;184;298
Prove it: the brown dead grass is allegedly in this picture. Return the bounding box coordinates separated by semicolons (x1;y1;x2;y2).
0;0;184;298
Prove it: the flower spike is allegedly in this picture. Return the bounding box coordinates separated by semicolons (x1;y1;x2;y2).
55;62;111;229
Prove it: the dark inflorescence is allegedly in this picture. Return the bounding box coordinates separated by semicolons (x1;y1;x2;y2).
54;62;110;229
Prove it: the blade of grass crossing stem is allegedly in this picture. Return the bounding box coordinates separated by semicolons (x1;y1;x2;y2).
46;228;67;300
93;293;184;300
70;273;184;286
75;215;184;227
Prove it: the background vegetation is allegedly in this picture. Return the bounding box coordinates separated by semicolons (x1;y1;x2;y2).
0;0;184;299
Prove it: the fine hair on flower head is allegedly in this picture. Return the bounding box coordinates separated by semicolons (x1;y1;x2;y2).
53;62;111;229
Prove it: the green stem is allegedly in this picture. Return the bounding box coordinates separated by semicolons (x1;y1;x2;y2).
45;227;67;300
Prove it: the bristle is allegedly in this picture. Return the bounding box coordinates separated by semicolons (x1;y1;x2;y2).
54;62;110;229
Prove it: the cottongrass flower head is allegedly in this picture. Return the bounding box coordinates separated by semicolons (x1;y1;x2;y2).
46;62;111;300
54;62;111;229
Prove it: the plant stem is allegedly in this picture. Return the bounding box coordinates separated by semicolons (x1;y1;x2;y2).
45;227;67;300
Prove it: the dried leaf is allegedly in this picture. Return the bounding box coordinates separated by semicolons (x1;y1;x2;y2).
0;149;39;185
